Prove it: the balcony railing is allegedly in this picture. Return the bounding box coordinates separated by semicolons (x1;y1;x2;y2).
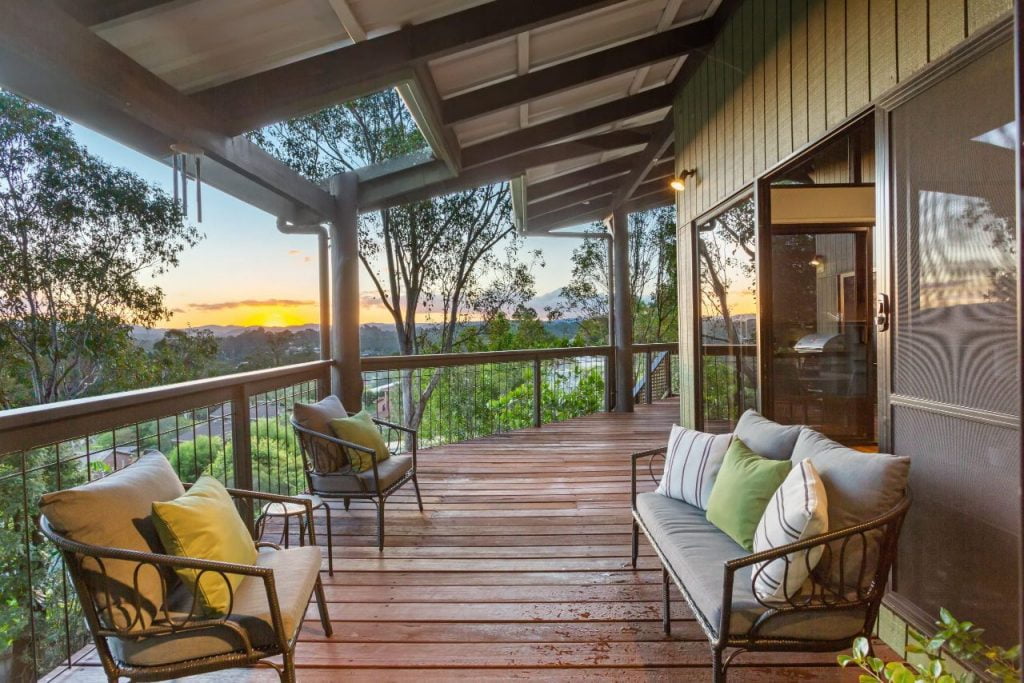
0;360;330;682
0;343;691;680
631;342;680;405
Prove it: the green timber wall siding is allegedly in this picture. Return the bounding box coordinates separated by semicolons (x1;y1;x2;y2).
673;0;1012;226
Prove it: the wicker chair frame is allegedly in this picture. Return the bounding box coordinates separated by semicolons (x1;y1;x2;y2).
40;487;333;683
290;417;424;551
630;447;911;682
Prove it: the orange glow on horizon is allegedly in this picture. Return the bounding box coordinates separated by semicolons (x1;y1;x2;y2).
161;303;402;328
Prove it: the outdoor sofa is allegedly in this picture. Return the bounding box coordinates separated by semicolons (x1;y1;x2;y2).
631;410;911;681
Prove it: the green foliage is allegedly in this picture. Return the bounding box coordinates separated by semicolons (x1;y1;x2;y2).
839;610;1021;683
0;91;200;406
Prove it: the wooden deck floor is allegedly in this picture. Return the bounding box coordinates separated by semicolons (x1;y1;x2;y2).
54;400;879;681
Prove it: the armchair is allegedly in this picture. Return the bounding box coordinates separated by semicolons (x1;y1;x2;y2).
291;416;423;551
39;455;331;683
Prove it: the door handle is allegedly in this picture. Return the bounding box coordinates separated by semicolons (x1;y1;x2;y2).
875;293;890;332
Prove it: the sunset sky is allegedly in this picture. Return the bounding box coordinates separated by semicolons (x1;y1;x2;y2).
72;124;581;329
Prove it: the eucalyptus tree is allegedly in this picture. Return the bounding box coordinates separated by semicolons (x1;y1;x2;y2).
251;90;534;431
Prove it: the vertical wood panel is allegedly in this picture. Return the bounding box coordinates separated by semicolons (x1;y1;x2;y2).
776;0;794;159
764;0;779;168
742;1;755;182
846;0;870;110
807;0;827;139
870;0;898;98
673;0;1010;225
751;0;766;174
825;0;848;127
929;0;966;59
967;0;1011;34
896;0;928;79
791;0;810;148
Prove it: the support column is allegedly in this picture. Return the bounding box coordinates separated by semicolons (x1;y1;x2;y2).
611;207;633;413
317;230;330;362
329;172;363;411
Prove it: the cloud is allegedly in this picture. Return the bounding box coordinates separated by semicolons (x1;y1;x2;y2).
287;249;303;256
189;299;315;311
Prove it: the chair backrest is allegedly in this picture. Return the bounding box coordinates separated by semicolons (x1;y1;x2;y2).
292;395;349;472
38;452;184;632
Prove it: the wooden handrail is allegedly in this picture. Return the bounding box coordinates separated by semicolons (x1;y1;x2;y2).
359;345;614;371
0;360;332;454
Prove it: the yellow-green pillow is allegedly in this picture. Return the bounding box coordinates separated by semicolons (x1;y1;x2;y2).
328;411;390;472
151;476;257;616
705;438;791;551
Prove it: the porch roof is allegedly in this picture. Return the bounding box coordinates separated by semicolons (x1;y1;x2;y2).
0;0;735;232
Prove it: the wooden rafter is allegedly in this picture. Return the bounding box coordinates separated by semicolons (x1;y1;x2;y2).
441;21;713;125
0;0;334;221
607;0;742;212
527;188;674;233
528;175;668;222
459;84;674;168
191;0;624;135
527;153;672;202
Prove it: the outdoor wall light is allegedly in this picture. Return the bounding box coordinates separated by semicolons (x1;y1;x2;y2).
809;254;826;269
670;169;697;191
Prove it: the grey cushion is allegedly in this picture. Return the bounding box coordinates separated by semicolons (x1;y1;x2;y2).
735;410;803;461
310;454;413;494
40;452;185;631
293;395;349;471
111;545;323;667
791;429;910;590
636;492;867;639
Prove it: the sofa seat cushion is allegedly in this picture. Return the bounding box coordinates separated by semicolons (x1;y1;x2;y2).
310;454;413;494
636;492;866;640
111;545;322;667
39;452;185;631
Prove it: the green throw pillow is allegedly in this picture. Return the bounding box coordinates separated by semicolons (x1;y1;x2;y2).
705;437;791;551
329;411;390;473
151;476;258;616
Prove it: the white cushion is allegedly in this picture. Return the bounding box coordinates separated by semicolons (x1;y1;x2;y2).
752;459;829;604
655;425;732;509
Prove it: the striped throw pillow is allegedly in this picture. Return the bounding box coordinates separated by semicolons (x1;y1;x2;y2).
752;460;829;604
655;426;732;509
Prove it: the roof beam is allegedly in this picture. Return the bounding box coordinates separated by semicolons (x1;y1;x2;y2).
441;21;713;125
527;189;673;233
527;153;672;202
528;175;668;221
0;0;334;221
54;0;179;27
460;84;673;168
191;0;624;135
357;126;651;211
608;0;743;211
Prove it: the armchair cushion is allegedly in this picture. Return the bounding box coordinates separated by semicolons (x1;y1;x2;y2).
735;409;803;461
151;476;258;616
310;454;413;494
110;545;322;667
293;395;348;471
329;411;391;473
39;452;185;631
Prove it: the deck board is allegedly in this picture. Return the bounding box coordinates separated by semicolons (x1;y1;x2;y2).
50;400;883;680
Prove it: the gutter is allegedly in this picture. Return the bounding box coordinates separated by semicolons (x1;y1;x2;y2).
276;218;331;361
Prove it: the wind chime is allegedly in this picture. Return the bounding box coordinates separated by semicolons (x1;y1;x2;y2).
170;143;205;222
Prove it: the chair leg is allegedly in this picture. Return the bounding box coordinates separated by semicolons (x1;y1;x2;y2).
279;650;296;683
412;473;424;512
662;567;671;635
631;519;639;568
375;498;385;551
323;503;334;576
314;576;333;637
711;646;725;683
343;497;351;511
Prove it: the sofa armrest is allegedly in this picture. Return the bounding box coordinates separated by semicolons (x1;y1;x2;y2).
718;493;911;640
631;447;667;510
